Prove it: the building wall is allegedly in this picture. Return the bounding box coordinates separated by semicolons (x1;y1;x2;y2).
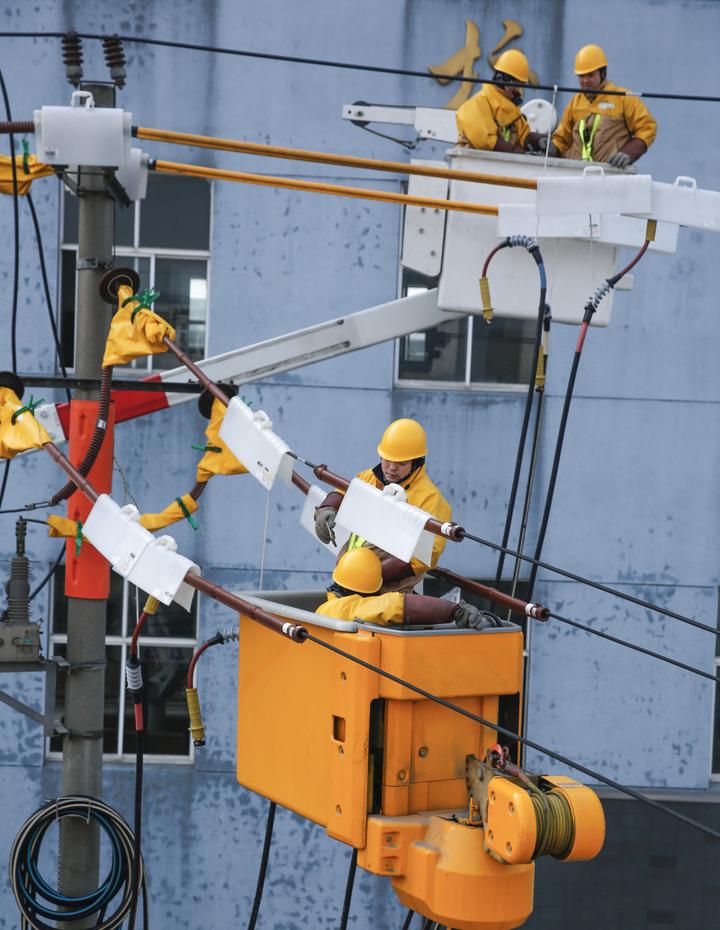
0;0;719;926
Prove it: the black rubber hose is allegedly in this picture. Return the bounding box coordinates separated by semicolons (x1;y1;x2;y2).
400;910;415;929
246;800;276;930
49;365;113;505
338;847;358;930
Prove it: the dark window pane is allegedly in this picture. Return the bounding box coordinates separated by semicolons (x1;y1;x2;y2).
470;317;537;385
138;595;198;641
150;258;207;370
398;318;467;382
60;249;76;369
63;191;78;244
52;566;124;637
714;683;720;774
49;644;122;755
139;175;210;250
124;645;193;756
113;201;135;247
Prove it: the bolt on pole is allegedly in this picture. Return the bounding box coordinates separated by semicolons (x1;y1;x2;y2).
57;82;116;929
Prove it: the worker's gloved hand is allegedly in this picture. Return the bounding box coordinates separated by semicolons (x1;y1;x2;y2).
608;151;632;169
452;601;503;630
314;506;338;545
531;136;560;158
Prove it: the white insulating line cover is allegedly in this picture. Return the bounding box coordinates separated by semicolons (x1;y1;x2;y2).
627;177;720;232
219;396;294;491
300;484;351;556
335;479;435;565
82;494;200;609
536;171;652;217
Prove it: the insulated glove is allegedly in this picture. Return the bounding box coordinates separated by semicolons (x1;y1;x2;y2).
452;601;503;630
531;136;560;158
314;506;338;545
608;151;631;169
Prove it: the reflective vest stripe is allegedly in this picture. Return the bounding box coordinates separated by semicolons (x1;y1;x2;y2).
347;532;366;551
579;115;601;161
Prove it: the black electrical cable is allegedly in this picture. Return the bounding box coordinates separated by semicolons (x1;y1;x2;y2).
549;612;719;683
399;910;415;930
0;502;53;516
304;632;720;842
491;239;546;590
246;800;276;930
0;31;718;104
526;240;651;599
462;529;720;638
127;727;144;930
338;847;358;930
28;544;63;603
26;193;71;403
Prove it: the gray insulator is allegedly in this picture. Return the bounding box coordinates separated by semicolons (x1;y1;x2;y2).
507;235;539;250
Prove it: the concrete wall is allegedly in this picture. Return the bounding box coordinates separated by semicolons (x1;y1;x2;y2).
0;0;719;926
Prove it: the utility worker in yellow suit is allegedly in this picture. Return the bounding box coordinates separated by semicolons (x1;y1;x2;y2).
314;418;452;594
455;49;544;154
541;44;657;168
316;548;502;629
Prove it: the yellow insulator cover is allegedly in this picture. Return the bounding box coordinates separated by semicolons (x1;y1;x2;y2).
196;397;248;481
479;276;494;324
0;388;52;459
185;687;206;746
47;515;80;539
541;775;605;861
102;284;176;368
0;154;54;197
484;776;538;865
138;492;199;531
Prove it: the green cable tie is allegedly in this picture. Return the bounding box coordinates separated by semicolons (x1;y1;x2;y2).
175;496;198;531
191;443;222;453
75;521;83;557
11;395;44;425
21;139;30;175
121;288;161;323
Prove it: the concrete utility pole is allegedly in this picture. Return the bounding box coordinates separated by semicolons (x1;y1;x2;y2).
58;82;116;929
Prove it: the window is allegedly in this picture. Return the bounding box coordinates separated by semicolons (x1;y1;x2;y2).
48;566;199;762
396;270;537;389
60;174;211;371
712;595;720;781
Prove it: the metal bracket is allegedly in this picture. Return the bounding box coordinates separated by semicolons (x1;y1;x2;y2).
0;659;66;736
53;656;107;673
76;258;113;272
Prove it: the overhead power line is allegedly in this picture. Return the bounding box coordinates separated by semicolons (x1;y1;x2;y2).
0;31;718;104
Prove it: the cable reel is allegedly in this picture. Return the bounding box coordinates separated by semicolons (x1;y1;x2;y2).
465;746;605;865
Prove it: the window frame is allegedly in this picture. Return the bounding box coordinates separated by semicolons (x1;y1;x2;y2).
58;178;213;374
46;572;200;765
711;590;720;783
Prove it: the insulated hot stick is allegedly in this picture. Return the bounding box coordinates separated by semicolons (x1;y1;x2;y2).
429;567;549;622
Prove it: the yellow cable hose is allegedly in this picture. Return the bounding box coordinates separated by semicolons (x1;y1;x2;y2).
137;125;537;191
153;159;499;217
531;789;575;859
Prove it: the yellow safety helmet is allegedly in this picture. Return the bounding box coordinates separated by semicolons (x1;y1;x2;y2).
333;548;383;594
574;44;608;75
493;49;530;84
377;418;427;462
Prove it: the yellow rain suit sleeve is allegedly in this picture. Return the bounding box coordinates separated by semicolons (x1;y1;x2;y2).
139;493;199;531
195;398;249;481
456;83;529;151
0;388;52;459
47;515;81;539
315;591;406;626
102;285;176;368
0;154;54;196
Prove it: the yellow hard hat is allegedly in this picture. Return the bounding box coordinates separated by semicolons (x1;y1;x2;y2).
574;44;608;75
377;418;427;462
493;49;530;84
333;548;383;594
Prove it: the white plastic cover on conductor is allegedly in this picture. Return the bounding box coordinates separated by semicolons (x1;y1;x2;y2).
536;170;653;217
82;494;199;609
115;147;149;202
219;396;294;490
629;177;720;232
300;484;351;555
335;479;435;565
34;92;132;168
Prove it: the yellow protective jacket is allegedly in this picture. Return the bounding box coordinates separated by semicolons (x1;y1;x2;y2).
336;463;452;592
0;154;54;196
456;83;530;151
315;590;405;626
552;81;657;164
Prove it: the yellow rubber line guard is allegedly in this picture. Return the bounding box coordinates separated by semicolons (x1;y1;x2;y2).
138;125;536;192
153;159;499;216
